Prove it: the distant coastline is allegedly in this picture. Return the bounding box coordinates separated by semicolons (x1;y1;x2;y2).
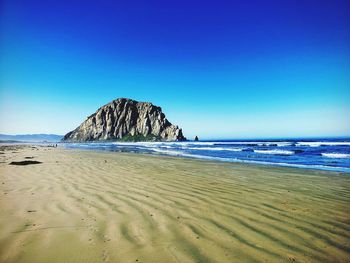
0;134;63;143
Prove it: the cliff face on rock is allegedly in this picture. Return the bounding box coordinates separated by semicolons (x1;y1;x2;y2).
63;98;186;142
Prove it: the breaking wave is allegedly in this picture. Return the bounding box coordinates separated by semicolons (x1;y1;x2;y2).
63;138;350;172
183;147;243;152
296;142;350;147
321;153;350;158
254;149;295;155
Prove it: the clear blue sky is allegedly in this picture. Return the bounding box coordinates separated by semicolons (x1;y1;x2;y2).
1;0;349;139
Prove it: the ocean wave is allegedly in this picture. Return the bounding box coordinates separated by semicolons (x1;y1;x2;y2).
183;147;243;152
150;148;223;159
253;150;294;155
150;148;187;156
296;142;350;147
212;141;293;146
112;141;216;147
113;141;294;147
233;159;350;172
258;143;293;147
149;148;350;172
321;153;350;158
62;142;350;172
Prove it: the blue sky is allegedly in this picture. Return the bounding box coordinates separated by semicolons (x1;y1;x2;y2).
1;0;349;139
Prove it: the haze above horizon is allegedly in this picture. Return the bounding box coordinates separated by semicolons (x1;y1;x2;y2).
1;0;349;139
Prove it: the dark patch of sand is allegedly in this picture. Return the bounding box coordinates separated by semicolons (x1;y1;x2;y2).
9;161;42;166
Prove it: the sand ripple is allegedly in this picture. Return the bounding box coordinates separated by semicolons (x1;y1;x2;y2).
0;146;349;262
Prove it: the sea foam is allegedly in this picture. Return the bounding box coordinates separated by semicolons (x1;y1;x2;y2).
183;147;243;152
321;153;350;158
297;142;350;147
253;149;294;155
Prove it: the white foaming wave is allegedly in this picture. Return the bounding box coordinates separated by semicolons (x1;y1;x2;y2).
254;149;294;155
112;142;159;147
258;142;293;147
148;148;350;172
296;142;350;147
69;140;350;148
276;143;294;147
63;143;350;172
149;148;237;160
171;142;216;146
184;147;243;152
106;141;298;148
159;145;174;148
150;148;186;155
210;141;293;146
321;153;350;158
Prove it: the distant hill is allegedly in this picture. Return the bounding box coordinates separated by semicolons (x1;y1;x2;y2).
0;134;63;142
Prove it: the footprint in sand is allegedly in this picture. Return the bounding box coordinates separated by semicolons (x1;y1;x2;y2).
102;250;109;262
288;256;297;262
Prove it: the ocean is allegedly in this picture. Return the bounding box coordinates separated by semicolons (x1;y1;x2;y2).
63;138;350;172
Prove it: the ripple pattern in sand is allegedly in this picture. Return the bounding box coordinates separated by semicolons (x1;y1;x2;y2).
0;147;349;263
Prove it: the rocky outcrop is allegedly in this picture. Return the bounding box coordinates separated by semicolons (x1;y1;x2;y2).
62;98;186;142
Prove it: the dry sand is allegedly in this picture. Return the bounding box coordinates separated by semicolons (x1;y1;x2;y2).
0;145;349;263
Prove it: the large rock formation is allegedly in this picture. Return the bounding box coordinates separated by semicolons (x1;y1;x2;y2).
62;98;186;142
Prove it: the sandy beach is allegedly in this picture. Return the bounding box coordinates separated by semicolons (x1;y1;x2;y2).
0;145;349;263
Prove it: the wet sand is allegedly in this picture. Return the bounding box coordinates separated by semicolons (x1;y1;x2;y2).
0;145;349;263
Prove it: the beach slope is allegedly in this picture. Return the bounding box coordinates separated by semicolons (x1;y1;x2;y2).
0;146;349;262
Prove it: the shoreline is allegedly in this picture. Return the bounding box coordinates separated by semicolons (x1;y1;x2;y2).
64;146;350;176
60;145;350;175
1;145;350;262
2;140;350;173
60;140;350;173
